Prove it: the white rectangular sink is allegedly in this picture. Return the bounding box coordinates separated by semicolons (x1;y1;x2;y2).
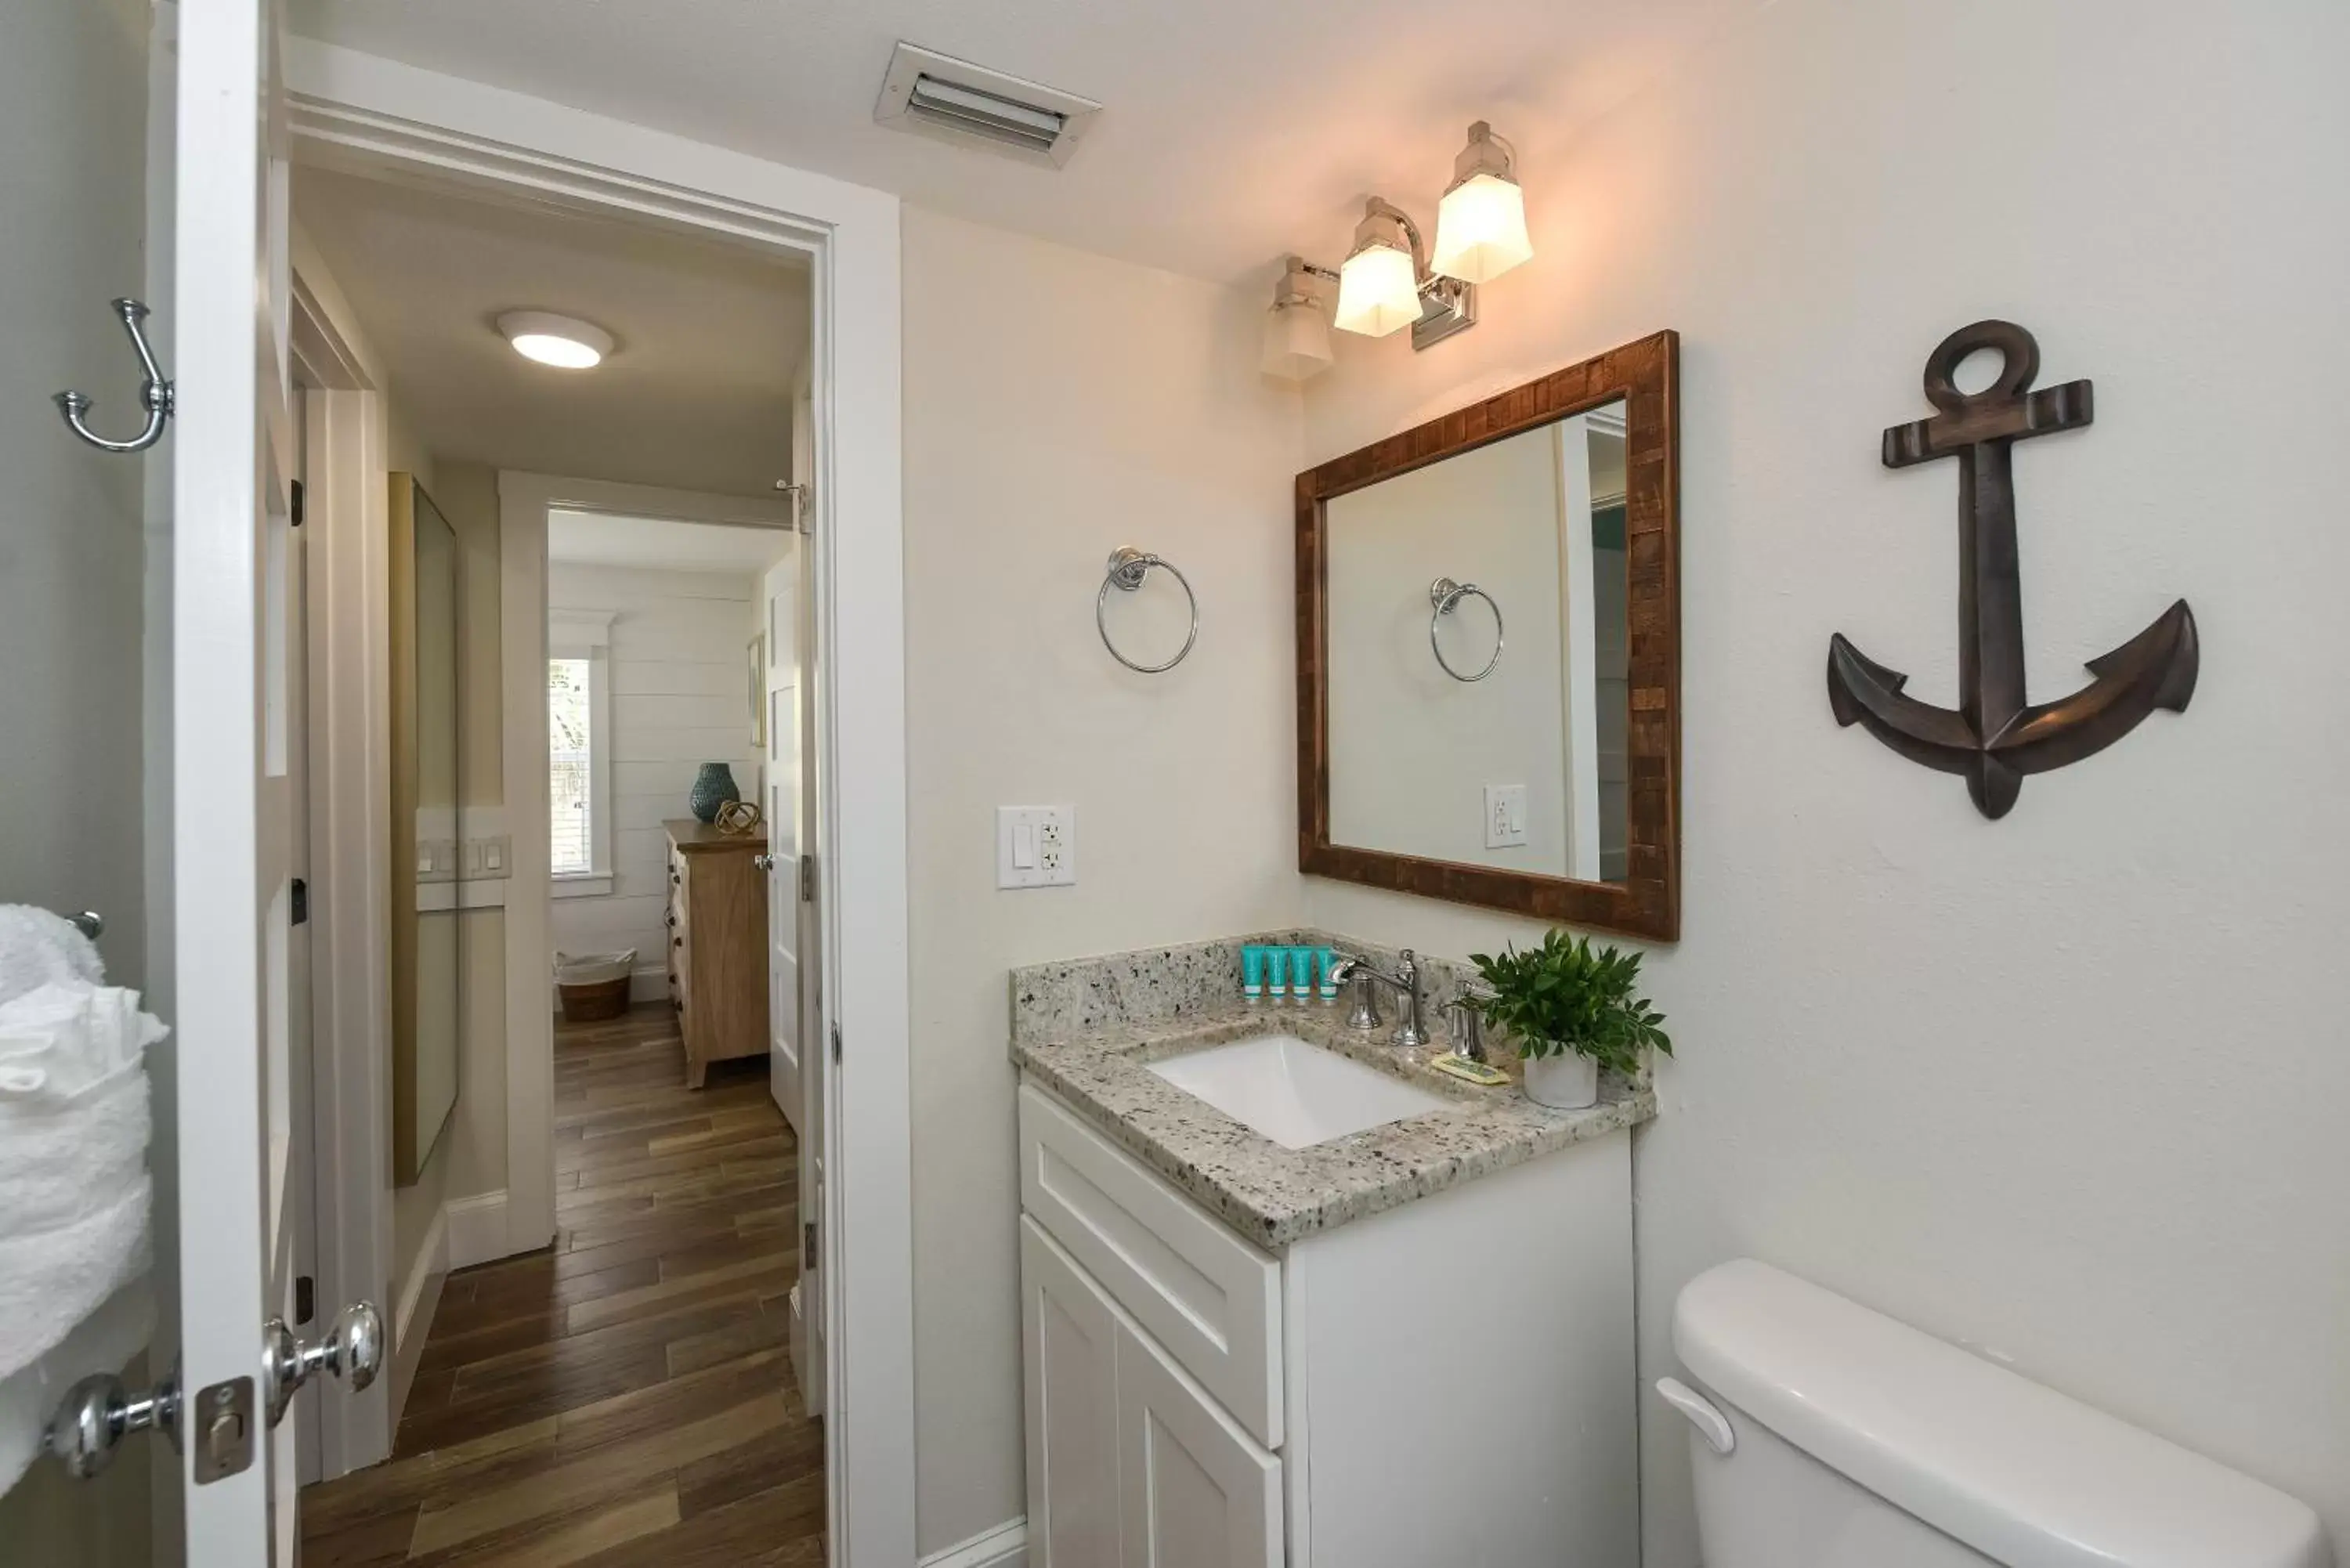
1146;1033;1450;1150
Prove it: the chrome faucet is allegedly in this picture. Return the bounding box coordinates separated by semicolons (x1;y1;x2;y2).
1329;949;1430;1049
1445;998;1491;1064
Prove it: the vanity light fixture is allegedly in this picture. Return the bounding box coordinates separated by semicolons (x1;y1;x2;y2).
497;310;615;370
1334;199;1427;338
1263;120;1528;381
1430;121;1533;284
1260;255;1336;381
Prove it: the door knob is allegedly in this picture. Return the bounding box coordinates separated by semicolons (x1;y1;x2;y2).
262;1300;383;1425
45;1369;180;1479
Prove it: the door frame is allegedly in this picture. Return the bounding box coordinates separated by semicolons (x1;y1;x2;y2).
288;237;399;1482
286;40;914;1568
497;468;796;1252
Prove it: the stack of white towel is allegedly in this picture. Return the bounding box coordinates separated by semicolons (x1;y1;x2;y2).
0;905;164;1491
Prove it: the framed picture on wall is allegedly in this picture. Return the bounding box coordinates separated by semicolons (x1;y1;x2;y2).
748;631;767;748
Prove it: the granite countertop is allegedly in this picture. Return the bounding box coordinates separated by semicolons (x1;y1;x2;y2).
1010;933;1658;1249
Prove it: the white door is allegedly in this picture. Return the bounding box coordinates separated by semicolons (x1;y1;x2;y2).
175;1;377;1560
763;548;801;1125
1115;1306;1283;1568
1021;1219;1122;1568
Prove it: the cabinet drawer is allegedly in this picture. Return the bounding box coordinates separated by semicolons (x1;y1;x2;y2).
1019;1082;1283;1449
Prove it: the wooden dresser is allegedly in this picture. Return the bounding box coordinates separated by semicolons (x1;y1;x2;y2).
663;819;770;1088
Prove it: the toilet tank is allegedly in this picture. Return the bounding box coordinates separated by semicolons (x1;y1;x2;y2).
1666;1260;2331;1568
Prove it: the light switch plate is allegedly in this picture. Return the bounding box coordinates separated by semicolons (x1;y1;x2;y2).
998;805;1076;889
1484;785;1528;850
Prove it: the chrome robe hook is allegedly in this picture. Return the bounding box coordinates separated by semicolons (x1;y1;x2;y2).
55;298;175;454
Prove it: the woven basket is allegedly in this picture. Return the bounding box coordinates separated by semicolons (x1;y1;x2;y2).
557;974;631;1024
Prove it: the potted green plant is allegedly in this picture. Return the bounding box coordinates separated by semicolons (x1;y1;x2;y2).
1467;930;1672;1109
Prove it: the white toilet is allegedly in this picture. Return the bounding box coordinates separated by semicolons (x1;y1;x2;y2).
1659;1259;2332;1568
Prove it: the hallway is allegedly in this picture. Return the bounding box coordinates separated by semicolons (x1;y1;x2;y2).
301;1006;821;1565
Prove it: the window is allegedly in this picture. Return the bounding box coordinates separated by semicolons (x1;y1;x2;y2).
548;610;616;895
549;657;595;876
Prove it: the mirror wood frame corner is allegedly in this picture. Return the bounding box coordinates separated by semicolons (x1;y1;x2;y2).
1295;330;1682;941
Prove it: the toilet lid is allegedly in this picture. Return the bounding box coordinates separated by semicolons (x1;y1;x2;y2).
1673;1261;2327;1568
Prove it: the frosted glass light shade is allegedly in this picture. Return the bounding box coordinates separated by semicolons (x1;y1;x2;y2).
1333;243;1420;338
1261;298;1333;381
497;310;614;370
1432;173;1532;284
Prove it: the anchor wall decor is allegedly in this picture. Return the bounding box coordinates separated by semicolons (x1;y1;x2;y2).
1827;320;2199;819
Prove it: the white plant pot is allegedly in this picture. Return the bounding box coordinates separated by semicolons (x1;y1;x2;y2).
1521;1049;1598;1110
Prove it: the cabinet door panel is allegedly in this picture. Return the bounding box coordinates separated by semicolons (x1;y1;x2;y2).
1023;1218;1123;1568
1020;1082;1284;1448
1116;1310;1282;1568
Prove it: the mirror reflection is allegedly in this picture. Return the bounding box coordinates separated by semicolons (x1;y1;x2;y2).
1325;398;1629;882
393;474;461;1184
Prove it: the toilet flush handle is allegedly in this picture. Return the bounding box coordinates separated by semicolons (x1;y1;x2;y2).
1654;1378;1736;1456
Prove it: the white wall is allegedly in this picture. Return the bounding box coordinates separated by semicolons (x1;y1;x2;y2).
0;0;155;1553
547;562;767;993
1325;422;1571;873
1292;0;2350;1559
900;206;1304;1555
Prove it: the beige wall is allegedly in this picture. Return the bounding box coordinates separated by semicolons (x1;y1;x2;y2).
1293;0;2350;1559
900;206;1304;1555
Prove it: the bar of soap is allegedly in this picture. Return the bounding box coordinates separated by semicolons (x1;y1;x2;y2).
1430;1053;1511;1088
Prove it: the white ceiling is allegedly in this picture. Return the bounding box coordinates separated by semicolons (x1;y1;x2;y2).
294;164;809;497
547;511;795;573
287;0;1761;287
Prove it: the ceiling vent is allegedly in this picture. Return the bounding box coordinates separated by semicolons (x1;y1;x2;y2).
875;42;1100;169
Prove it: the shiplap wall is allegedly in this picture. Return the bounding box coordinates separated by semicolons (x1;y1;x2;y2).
548;562;766;995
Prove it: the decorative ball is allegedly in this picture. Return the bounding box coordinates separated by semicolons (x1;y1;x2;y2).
714;799;765;836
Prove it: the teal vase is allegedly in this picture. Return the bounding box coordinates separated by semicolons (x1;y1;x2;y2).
689;762;739;824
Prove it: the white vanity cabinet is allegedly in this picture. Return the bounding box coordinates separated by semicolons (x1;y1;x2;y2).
1023;1218;1285;1568
1018;1079;1639;1568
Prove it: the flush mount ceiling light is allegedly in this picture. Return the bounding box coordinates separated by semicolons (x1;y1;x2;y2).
1261;121;1532;381
497;311;615;370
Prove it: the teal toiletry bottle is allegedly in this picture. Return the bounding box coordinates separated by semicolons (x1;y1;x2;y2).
1266;947;1289;1002
1317;946;1340;1002
1289;946;1321;1004
1242;945;1264;1002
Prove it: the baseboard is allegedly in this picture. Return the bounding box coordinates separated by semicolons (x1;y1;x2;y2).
388;1203;449;1432
445;1189;515;1271
920;1518;1027;1568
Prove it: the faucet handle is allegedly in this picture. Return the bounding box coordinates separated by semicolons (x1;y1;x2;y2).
1445;999;1488;1063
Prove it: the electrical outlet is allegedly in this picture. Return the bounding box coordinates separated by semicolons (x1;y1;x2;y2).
998;804;1076;889
1484;784;1528;850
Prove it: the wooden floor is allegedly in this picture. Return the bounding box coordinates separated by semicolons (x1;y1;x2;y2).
302;1004;822;1566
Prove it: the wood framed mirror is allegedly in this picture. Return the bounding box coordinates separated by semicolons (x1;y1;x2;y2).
1296;331;1680;940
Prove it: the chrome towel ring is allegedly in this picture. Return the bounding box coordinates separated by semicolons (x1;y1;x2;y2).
55;298;175;454
1097;547;1198;674
1430;576;1504;682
